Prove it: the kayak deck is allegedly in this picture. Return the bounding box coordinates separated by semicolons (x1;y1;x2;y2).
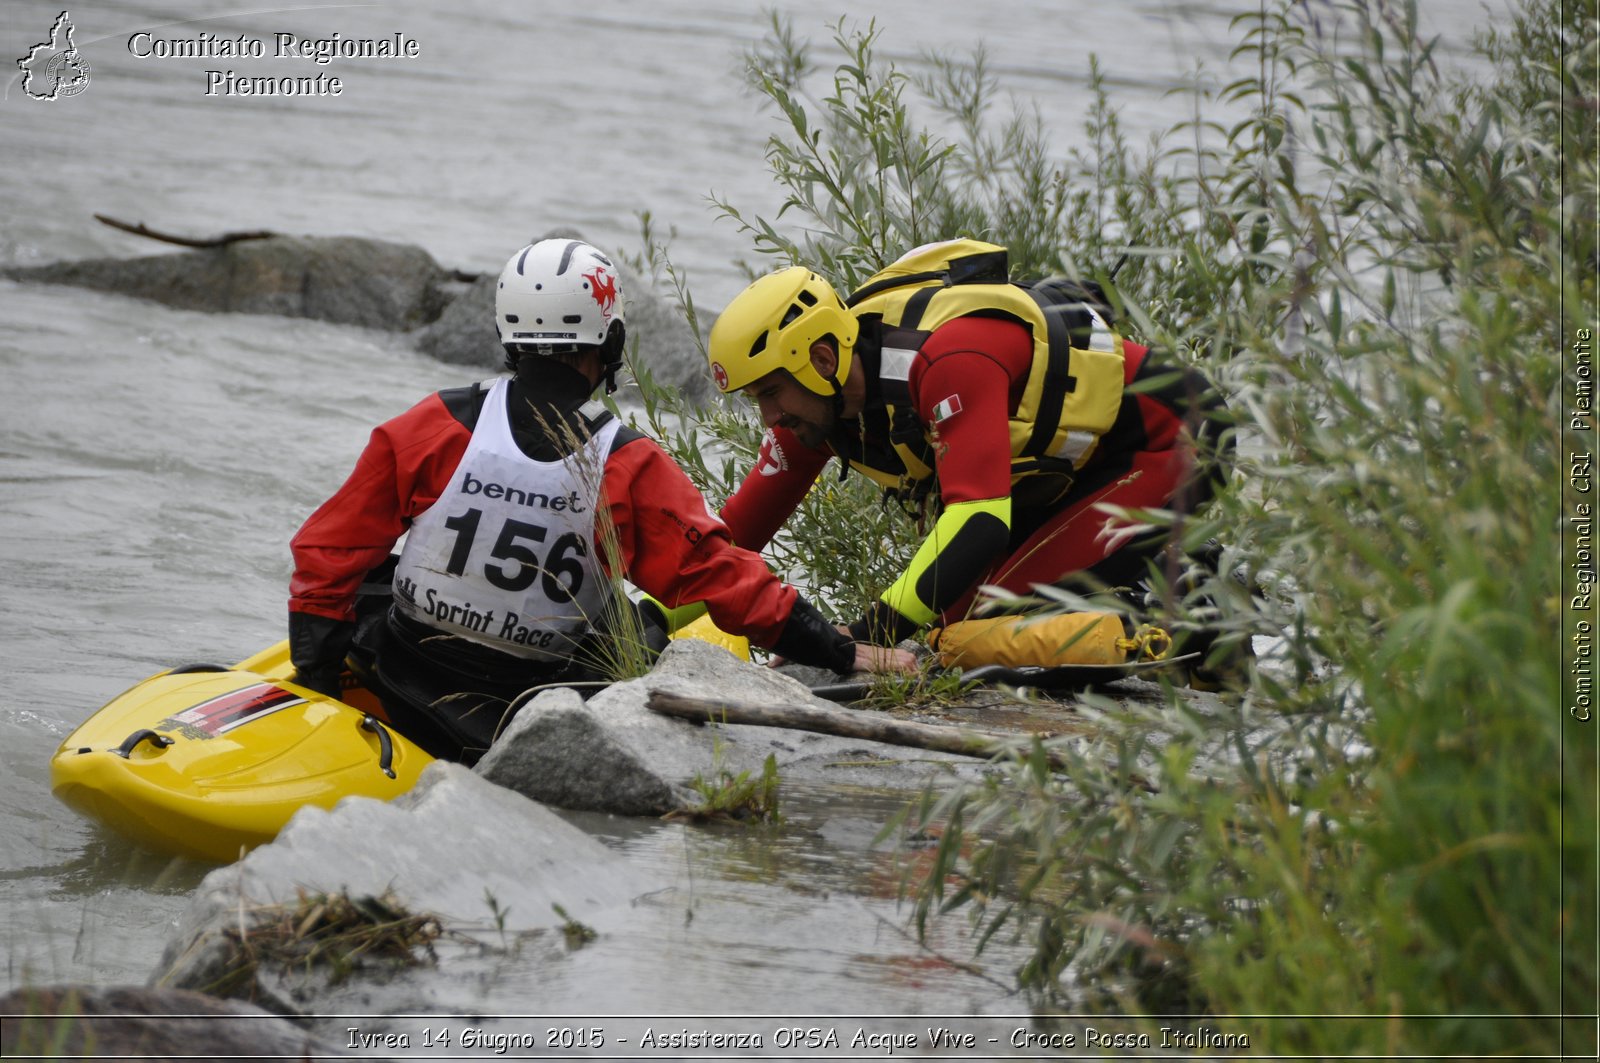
51;641;432;863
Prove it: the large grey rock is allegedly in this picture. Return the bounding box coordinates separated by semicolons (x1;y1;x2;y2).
410;269;499;365
5;226;717;405
0;985;372;1062
475;685;702;815
3;235;453;329
475;639;986;816
616;259;718;407
154;761;648;1010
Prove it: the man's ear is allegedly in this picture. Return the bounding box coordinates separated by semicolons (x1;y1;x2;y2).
808;340;839;380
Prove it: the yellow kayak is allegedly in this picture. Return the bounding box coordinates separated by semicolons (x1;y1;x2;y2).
50;610;751;863
50;641;433;864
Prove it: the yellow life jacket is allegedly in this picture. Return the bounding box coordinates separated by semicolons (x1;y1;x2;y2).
841;240;1127;495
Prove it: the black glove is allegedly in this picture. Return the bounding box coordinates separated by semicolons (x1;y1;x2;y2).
771;596;856;674
288;610;356;699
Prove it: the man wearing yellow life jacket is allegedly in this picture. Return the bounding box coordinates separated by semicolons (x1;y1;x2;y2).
703;239;1233;650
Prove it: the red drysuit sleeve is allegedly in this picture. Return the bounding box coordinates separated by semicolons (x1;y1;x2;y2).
719;427;833;551
289;392;471;623
599;435;803;647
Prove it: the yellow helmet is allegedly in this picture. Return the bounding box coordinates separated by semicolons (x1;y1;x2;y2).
707;267;859;396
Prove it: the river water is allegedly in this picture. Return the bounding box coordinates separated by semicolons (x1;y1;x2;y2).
1;0;1503;1023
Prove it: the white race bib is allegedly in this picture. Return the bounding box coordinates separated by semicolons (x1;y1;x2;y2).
393;379;619;661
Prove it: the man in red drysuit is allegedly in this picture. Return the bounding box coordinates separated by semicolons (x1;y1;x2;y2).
706;240;1235;667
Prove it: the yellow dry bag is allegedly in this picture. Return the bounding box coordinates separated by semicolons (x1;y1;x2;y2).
930;612;1169;670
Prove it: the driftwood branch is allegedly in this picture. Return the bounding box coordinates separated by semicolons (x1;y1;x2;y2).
94;213;487;280
94;213;278;249
648;690;1047;766
646;690;1158;791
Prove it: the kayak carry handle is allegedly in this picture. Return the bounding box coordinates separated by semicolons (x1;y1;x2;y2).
360;715;397;779
113;729;175;758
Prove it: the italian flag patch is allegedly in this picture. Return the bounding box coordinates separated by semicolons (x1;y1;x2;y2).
931;394;963;423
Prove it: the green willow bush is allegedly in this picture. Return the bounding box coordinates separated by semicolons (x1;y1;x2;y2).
635;2;1594;1055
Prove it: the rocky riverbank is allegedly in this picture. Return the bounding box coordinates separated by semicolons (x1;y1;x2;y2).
151;641;1005;1011
3;639;1213;1050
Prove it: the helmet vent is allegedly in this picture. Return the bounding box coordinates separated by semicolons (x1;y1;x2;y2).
556;240;580;275
504;314;519;323
797;289;818;306
781;304;804;329
747;332;768;359
563;314;582;324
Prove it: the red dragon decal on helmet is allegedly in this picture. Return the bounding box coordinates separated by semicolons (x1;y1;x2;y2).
583;267;619;319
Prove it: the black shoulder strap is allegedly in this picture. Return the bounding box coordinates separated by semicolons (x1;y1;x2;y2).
608;421;649;456
844;247;1009;307
437;379;493;431
580;408;648;456
1015;271;1125;460
1021;287;1081;458
845;270;945;308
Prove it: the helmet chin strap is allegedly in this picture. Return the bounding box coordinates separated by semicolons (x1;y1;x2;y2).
827;373;846;419
821;370;855;483
601;322;626;395
818;334;848;418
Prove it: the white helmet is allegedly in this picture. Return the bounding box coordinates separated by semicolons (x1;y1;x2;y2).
495;238;626;363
